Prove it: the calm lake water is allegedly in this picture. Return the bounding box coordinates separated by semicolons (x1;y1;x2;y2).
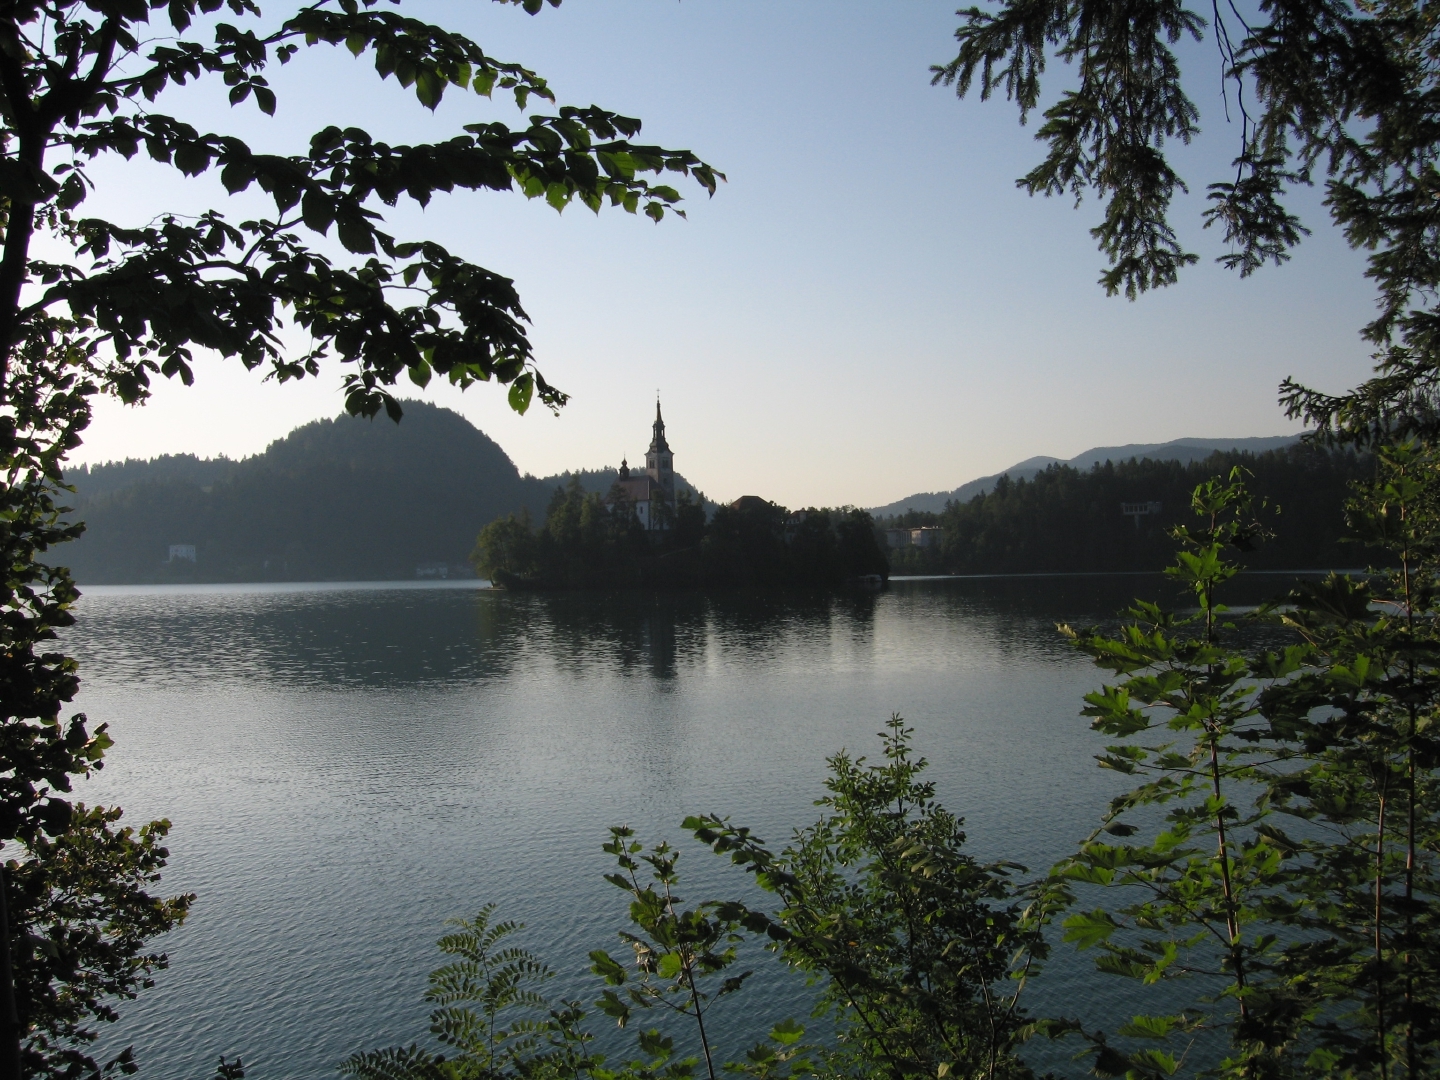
63;574;1312;1080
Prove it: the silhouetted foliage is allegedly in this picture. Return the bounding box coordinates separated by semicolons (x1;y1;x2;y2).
474;485;888;591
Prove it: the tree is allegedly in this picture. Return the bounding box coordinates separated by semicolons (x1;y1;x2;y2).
0;0;721;1072
472;511;537;583
2;0;719;421
1254;444;1440;1078
932;0;1440;437
687;718;1047;1080
1050;472;1323;1078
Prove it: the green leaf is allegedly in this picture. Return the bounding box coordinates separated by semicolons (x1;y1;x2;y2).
1116;1015;1179;1039
336;219;375;254
590;950;627;985
416;69;445;109
769;1018;804;1046
301;190;334;234
508;372;534;415
1062;909;1119;948
596;988;630;1026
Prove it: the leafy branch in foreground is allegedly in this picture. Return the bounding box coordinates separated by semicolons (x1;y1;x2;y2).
0;0;722;420
343;905;590;1080
0;328;193;1079
931;1;1440;442
687;717;1047;1080
590;828;769;1080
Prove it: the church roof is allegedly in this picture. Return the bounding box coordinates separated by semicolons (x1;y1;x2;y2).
610;475;661;503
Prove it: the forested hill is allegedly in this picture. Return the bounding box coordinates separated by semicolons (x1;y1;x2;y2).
55;402;540;582
869;435;1302;517
49;404;665;583
883;445;1379;575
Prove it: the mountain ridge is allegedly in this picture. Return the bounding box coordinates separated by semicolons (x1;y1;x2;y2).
868;435;1303;517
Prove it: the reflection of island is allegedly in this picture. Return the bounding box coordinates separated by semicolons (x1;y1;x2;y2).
474;401;889;592
68;585;884;689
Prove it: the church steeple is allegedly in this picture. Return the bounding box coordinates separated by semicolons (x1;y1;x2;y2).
649;399;670;454
645;397;674;499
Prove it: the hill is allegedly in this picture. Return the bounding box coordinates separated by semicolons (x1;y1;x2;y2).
57;403;707;584
869;435;1302;517
885;444;1375;576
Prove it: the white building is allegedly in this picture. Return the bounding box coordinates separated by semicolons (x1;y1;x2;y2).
885;527;945;549
607;401;676;531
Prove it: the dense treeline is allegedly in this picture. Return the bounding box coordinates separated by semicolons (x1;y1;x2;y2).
474;479;889;590
884;445;1374;575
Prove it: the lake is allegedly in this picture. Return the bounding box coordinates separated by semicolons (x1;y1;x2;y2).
63;574;1307;1080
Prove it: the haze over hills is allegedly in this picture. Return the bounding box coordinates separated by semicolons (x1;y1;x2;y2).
56;408;1308;583
867;435;1303;517
59;402;704;584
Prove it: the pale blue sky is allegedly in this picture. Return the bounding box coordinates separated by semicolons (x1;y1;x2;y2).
72;0;1377;507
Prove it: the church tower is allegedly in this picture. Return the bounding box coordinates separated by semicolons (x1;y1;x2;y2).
645;399;674;500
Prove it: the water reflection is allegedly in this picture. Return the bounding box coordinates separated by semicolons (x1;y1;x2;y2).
63;573;1321;1080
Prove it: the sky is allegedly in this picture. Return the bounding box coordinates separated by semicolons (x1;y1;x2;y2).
67;0;1380;508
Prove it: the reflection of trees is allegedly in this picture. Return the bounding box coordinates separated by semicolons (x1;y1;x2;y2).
69;587;897;691
507;591;887;681
68;587;530;689
66;577;1308;695
521;591;709;680
884;573;1318;662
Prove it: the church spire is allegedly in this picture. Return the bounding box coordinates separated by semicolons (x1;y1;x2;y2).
649;396;669;453
645;396;674;502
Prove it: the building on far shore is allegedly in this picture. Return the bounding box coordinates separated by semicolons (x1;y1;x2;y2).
607;400;677;532
885;526;945;549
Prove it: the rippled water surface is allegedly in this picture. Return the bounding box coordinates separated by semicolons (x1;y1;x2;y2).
64;575;1308;1080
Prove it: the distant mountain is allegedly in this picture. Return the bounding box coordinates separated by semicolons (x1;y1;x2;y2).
58;402;704;584
868;435;1303;517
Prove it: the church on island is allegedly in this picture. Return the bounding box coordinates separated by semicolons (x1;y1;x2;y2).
608;401;676;531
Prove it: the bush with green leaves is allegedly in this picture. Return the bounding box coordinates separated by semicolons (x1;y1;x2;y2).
686;718;1046;1080
344;851;812;1080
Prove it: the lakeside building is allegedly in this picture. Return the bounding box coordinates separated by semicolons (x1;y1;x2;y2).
607;401;676;532
885;526;945;549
